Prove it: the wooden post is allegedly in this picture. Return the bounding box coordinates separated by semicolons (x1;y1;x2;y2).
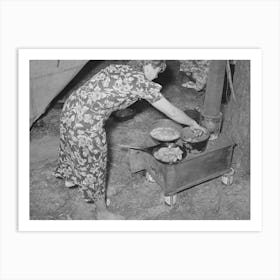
222;61;250;173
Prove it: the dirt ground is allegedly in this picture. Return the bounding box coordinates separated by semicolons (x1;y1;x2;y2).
30;65;250;220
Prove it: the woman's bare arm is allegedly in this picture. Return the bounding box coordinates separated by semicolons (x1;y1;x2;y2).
151;97;207;134
152;97;197;126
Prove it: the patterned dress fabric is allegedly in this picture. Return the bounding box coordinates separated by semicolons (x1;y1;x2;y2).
54;64;163;203
179;60;210;91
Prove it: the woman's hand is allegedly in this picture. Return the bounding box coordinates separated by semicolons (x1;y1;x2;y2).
190;122;207;136
151;97;208;136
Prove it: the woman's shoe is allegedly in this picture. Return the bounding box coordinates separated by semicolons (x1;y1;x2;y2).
65;181;76;188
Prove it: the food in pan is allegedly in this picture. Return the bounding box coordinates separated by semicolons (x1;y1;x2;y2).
153;146;184;163
150;127;180;141
182;128;209;143
184;135;201;143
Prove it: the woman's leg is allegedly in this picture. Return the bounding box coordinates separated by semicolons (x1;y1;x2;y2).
95;199;124;220
79;130;124;219
81;184;124;219
80;168;124;219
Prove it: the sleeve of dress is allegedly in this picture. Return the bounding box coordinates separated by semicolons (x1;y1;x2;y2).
129;73;163;104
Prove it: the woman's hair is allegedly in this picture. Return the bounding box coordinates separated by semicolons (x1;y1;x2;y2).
127;60;166;73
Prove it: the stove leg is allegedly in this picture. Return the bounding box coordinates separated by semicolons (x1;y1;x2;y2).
145;171;156;183
221;168;235;186
164;194;177;206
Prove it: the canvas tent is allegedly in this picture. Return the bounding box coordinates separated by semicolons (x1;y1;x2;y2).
30;60;88;127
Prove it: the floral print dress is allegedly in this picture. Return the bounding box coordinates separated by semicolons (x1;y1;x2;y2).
54;64;163;203
179;60;210;91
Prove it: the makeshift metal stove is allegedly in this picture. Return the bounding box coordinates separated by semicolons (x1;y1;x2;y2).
128;119;236;206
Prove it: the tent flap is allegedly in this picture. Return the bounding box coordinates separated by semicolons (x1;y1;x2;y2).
30;60;88;127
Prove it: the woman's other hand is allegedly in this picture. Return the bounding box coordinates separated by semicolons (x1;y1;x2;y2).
151;97;207;136
190;122;207;136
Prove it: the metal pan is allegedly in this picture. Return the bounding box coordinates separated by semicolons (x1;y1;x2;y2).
149;119;183;142
118;142;187;165
181;127;210;153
